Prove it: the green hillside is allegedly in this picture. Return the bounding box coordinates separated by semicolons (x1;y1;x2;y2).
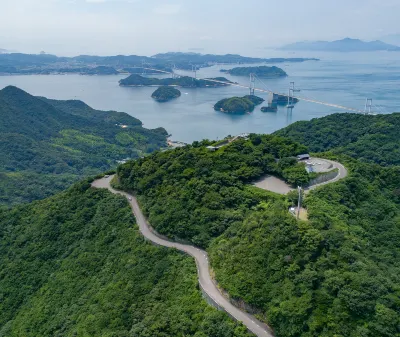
274;113;400;166
0;86;167;206
116;133;400;336
0;180;252;337
116;135;308;247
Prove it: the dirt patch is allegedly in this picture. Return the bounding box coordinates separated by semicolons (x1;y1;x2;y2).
253;175;293;195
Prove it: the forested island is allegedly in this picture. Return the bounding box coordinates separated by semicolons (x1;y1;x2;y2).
214;95;264;113
221;65;288;78
0;86;167;206
119;74;234;88
151;86;181;102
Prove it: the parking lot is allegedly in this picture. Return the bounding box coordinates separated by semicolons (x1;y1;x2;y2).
304;158;334;173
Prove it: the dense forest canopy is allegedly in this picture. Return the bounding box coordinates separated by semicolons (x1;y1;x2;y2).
1;91;399;337
117;124;400;336
0;180;252;337
116;135;308;247
0;86;167;206
210;158;400;337
274;113;400;166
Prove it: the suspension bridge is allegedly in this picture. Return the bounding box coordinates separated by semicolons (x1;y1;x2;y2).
137;64;381;114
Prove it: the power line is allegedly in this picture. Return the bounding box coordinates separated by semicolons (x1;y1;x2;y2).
141;66;367;113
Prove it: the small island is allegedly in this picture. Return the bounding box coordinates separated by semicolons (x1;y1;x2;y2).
214;95;264;114
151;86;181;102
220;66;287;78
119;74;234;88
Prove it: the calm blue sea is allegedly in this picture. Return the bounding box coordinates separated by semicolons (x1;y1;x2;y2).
1;51;399;142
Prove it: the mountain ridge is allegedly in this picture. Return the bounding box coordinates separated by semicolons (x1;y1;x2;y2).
0;86;167;206
280;37;400;52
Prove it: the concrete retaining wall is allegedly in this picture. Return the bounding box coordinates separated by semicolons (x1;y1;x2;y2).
307;169;339;188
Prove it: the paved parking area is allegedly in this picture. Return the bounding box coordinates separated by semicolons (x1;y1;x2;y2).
304;158;334;173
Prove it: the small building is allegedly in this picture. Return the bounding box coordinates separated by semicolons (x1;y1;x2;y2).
206;146;217;152
297;154;310;161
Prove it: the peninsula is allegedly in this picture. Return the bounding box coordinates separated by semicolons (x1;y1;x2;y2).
119;74;234;88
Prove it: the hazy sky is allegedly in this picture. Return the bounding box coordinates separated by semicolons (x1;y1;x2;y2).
1;0;399;56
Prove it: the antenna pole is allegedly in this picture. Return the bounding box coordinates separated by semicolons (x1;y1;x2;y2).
297;186;302;219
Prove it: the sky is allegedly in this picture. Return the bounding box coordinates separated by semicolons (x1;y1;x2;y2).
1;0;400;57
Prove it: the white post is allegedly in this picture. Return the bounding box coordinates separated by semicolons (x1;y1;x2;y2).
297;186;302;219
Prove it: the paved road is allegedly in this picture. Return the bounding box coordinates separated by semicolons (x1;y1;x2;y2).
92;176;275;337
304;158;348;193
254;158;348;195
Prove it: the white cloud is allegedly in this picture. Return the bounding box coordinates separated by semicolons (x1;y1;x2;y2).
153;4;181;15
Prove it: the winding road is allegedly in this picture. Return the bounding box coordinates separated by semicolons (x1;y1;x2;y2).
304;158;348;192
254;158;348;195
92;161;347;337
92;176;274;337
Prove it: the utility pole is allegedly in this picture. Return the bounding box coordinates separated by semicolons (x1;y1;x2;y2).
297;186;302;219
249;73;256;96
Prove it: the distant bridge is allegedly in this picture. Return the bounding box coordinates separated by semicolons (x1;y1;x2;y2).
139;66;376;114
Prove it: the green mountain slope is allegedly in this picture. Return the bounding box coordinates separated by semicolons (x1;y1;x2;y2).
116;135;308;247
116;133;400;336
0;180;252;337
0;86;167;206
274;113;400;166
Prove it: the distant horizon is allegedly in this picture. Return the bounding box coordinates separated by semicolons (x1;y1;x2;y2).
2;36;400;58
2;0;400;57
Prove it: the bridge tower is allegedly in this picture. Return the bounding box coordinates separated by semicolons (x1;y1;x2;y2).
191;65;197;79
365;98;373;114
287;82;295;109
249;73;256;96
172;64;177;79
141;60;146;76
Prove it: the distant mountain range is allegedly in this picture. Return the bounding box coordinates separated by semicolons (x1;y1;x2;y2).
380;34;400;46
0;48;9;54
0;51;318;75
280;38;400;52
